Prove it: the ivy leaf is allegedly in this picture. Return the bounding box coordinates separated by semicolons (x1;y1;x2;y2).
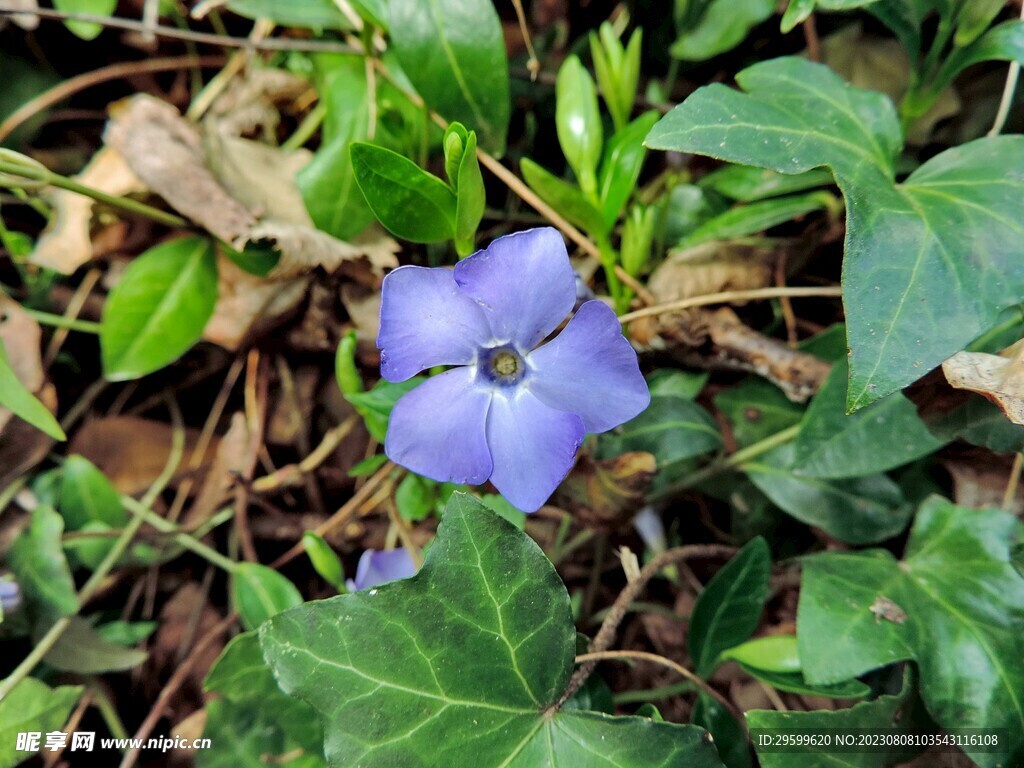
100;237;218;381
0;341;65;441
797;497;1024;768
350;143;457;243
689;537;771;677
388;0;510;155
646;57;1024;410
747;667;919;768
261;494;725;768
0;679;82;768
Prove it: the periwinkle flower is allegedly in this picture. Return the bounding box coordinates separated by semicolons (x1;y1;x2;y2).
0;578;20;613
378;227;650;512
346;548;417;592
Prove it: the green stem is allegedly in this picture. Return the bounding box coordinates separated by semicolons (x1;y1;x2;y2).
0;160;189;229
119;496;238;574
21;307;102;334
595;234;625;311
647;424;802;502
282;102;326;151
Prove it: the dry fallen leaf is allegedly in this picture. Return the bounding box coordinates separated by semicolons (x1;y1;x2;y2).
28;147;145;274
650;242;774;303
555;451;657;530
203;66;309;138
942;348;1024;426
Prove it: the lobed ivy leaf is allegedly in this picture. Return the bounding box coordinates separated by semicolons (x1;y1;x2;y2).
100;237;218;381
0;678;82;768
261;494;725;768
646;57;1024;410
388;0;509;155
797;497;1024;768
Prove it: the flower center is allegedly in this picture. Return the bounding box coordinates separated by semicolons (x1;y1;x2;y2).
480;346;526;386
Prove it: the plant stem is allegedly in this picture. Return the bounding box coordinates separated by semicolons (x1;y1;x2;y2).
0;159;189;229
22;307;102;334
282;102;326;151
647;424;802;502
119;496;237;573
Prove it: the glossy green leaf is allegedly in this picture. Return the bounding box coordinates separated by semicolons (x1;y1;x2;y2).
721;635;800;673
349;0;387;30
698;165;833;202
224;0;350;29
388;0;509;155
54;0;117;40
556;56;603;197
303;532;345;591
231;563;303;631
797;497;1024;768
735;664;871;698
0;678;82;768
598;111;659;229
396;473;438;521
933;21;1024;96
454;130;485;250
299;56;375;240
43;615;148;673
520;158;607;236
100;237;218;381
344;376;423;443
203;632;325;768
8;506;78;622
745;444;912;545
0;341;65;441
646;56;1024;409
692;695;751;768
261;494;726;768
714;378;803;447
350;142;457;243
647;369;709;400
747;667;918;767
590;25;642;132
672;0;776;61
597;395;722;467
794;360;945;479
681;192;832;248
60;455;127;530
690;538;771;677
955;0;1006;46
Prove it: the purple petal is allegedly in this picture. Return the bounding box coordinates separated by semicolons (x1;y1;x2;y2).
453;228;575;351
385;367;493;484
485;390;584;512
527;300;650;433
347;548;418;592
0;579;20;612
377;265;491;382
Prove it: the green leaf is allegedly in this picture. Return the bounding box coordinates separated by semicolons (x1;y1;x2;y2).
692;695;751;768
345;376;423;443
734;664;871;698
714;378;803;447
597;395;722;467
60;455;127;530
303;532;345;591
647;369;709;400
395;473;437;521
556;56;603;197
203;633;325;767
933;21;1024;96
797;497;1024;767
350;143;457;243
689;537;771;677
646;56;1024;409
299;56;375;240
681;192;832;248
721;635;800;673
955;0;1006;46
454;130;485;250
43;615;148;673
100;237;218;381
520;158;607;236
698;165;833;202
794;360;945;479
231;563;304;631
53;0;117;40
0;341;65;441
745;444;912;545
95;619;158;646
0;679;82;768
261;494;726;768
747;667;918;768
388;0;510;155
598;111;659;229
672;0;776;61
224;0;350;29
9;506;78;622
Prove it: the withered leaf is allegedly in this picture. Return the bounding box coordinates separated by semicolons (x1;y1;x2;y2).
942;349;1024;426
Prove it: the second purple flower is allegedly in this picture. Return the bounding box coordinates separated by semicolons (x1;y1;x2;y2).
377;227;650;512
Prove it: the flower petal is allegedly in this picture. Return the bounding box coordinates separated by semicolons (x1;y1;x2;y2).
527;300;650;433
347;548;418;592
385;367;493;484
485;390;584;512
377;265;491;382
453;227;575;350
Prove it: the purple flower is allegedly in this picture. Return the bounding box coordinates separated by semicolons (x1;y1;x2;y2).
377;227;650;512
346;548;418;592
0;578;20;613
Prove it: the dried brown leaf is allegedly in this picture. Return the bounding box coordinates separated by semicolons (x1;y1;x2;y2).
942;349;1024;425
650;243;774;304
